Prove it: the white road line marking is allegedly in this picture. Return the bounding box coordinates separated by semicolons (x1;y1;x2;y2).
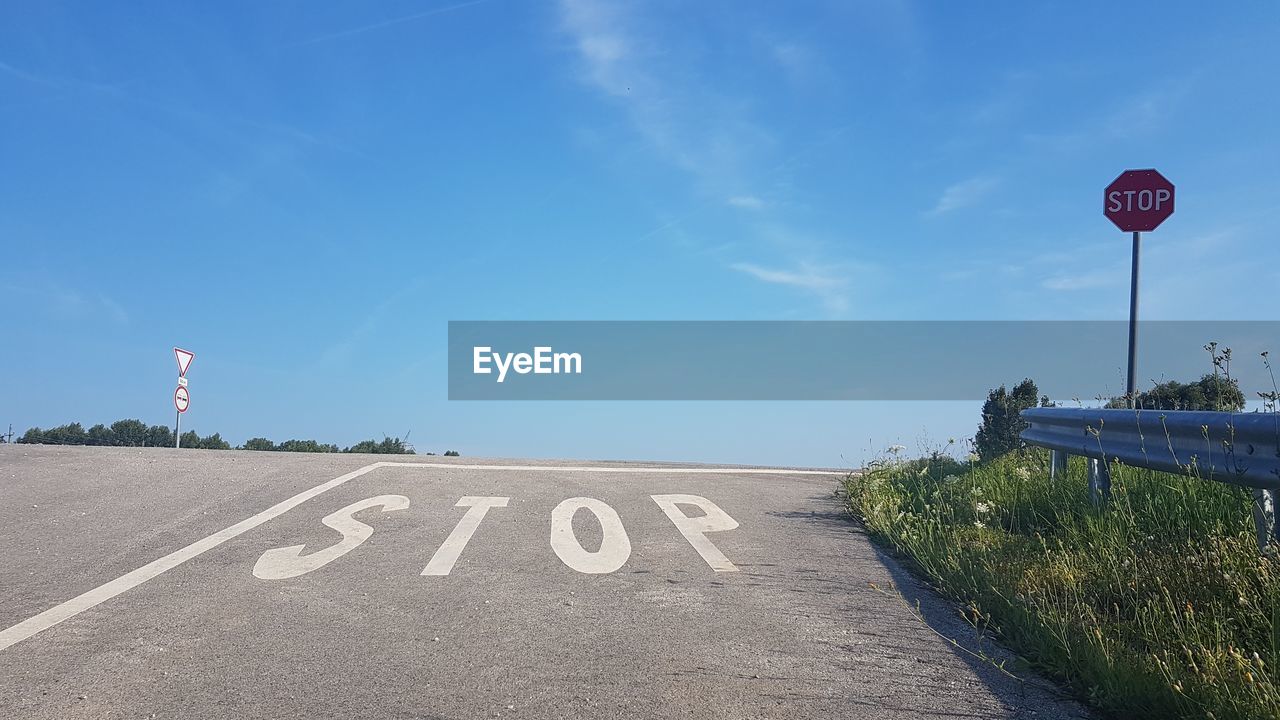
387;463;842;476
550;498;632;574
253;494;410;580
422;496;509;576
0;461;839;652
651;494;741;572
0;462;387;652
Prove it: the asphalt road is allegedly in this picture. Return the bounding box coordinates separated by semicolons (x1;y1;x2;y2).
0;445;1088;719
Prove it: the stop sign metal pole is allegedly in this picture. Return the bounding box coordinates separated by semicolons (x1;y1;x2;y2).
1103;169;1174;408
1126;231;1140;406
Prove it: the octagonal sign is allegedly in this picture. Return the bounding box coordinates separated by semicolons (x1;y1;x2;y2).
1104;169;1174;232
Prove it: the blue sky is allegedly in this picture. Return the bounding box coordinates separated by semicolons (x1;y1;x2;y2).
2;1;1278;466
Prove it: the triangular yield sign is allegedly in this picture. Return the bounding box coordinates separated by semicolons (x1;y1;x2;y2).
174;347;195;377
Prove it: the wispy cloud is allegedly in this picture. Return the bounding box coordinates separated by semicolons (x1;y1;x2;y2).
769;42;835;89
930;175;998;215
1021;72;1201;155
730;261;852;313
727;195;765;210
96;294;130;325
309;276;431;372
0;58;133;95
2;55;362;167
0;60;54;86
559;0;872;316
1037;227;1236;293
287;0;493;47
0;281;129;325
1102;78;1197;141
558;0;772;196
1041;268;1124;291
559;0;635;97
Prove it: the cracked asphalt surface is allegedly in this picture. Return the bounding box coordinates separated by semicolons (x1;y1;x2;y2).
0;445;1088;719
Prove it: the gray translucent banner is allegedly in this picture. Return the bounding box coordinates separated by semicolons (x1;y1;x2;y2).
447;321;1280;401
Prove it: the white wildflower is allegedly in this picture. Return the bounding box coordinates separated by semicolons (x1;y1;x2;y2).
976;501;993;514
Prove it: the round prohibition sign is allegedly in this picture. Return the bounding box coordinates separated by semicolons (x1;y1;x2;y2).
174;385;190;413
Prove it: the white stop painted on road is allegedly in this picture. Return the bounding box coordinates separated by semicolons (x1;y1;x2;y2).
550;497;632;574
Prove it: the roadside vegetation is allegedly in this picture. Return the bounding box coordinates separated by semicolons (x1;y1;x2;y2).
10;418;455;455
845;363;1279;719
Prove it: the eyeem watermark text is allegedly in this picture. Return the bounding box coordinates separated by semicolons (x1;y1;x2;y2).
473;346;583;383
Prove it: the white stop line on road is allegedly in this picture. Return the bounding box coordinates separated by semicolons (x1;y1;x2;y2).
0;462;840;653
252;492;740;579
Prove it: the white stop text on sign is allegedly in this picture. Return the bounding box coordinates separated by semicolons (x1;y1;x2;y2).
1106;187;1171;213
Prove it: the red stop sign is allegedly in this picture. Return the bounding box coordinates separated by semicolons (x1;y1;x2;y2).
1104;169;1174;232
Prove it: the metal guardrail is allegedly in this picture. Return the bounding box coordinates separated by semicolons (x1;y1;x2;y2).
1020;407;1280;553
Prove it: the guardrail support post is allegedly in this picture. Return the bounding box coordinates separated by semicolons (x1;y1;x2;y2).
1252;488;1280;556
1088;458;1111;505
1050;450;1068;481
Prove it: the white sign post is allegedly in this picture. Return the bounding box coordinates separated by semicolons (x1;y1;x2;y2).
173;347;195;448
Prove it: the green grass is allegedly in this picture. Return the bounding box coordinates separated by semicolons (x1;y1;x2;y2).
842;448;1280;719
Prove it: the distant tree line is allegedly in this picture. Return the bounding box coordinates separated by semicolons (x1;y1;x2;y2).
17;420;230;450
239;436;419;455
13;419;459;456
973;372;1249;463
1102;373;1246;412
